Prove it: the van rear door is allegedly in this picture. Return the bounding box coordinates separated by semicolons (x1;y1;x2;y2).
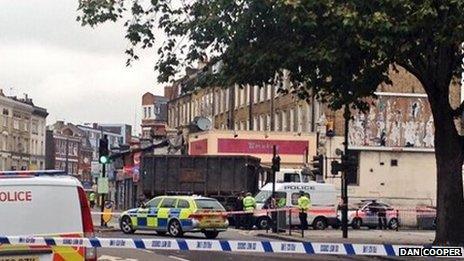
0;180;85;260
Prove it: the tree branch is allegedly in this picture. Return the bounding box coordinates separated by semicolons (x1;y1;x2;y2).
451;100;464;118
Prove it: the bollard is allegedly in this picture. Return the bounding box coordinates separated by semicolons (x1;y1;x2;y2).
266;209;269;234
396;209;399;231
288;208;292;236
276;209;279;234
301;210;304;238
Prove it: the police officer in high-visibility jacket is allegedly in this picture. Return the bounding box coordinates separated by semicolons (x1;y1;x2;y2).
242;192;256;230
298;191;311;230
89;192;96;208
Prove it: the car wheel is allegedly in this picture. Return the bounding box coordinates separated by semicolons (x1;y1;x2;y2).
352;218;362;229
204;231;219;239
168;220;183;237
120;216;135;234
312;217;327;230
256;216;271;230
388;218;399;230
157;231;167;236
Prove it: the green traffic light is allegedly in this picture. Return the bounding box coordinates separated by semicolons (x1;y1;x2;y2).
99;156;109;164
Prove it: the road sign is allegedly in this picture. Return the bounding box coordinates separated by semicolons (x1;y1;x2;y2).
98;177;109;194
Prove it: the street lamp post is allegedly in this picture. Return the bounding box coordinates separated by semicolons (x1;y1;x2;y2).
341;104;350;238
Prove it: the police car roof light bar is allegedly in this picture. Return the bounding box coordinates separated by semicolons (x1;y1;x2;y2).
0;170;68;177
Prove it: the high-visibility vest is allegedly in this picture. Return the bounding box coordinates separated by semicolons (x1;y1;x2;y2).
298;196;311;212
242;196;256;212
89;193;96;201
277;198;286;208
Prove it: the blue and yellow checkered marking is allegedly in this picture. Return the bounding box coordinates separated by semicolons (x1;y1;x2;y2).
124;197;197;231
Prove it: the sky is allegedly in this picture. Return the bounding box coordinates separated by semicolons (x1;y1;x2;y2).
0;0;165;135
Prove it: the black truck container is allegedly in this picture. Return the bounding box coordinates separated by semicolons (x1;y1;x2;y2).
141;155;262;210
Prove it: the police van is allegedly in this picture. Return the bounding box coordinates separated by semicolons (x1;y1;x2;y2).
254;182;339;230
0;170;96;261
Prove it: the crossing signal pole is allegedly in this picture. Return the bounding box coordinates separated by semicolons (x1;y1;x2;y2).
99;135;109;227
271;145;281;233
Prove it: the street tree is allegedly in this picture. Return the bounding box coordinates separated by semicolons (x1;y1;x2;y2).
78;0;464;245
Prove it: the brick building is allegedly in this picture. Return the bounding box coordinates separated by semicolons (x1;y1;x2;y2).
47;121;93;180
165;64;461;206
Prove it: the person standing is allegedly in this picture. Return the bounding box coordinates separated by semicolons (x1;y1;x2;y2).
89;191;96;209
234;191;245;229
377;205;387;230
242;192;256;230
297;191;311;230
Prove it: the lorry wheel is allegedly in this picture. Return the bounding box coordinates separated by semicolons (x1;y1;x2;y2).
120;216;135;234
256;217;272;230
312;217;327;230
388;218;399;230
352;218;362;229
168;220;184;237
204;231;219;239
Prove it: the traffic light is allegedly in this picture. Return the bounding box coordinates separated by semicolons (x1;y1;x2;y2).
341;155;358;173
326;121;335;137
272;155;281;172
311;155;324;176
331;160;342;175
99;135;109;164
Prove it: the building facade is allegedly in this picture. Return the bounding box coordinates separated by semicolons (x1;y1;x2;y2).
166;65;461;206
47;121;92;179
0;92;48;171
167;70;321;134
141;92;168;140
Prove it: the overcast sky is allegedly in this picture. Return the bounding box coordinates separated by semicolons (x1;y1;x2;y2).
0;0;164;135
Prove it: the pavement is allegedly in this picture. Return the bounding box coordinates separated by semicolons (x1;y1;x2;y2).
253;228;435;245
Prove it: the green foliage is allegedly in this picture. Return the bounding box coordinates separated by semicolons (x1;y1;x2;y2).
77;0;464;112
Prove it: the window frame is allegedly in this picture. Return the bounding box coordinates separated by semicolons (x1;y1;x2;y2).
176;199;190;209
160;198;177;208
147;197;163;208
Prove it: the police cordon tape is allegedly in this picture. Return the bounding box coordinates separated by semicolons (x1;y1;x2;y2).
0;236;462;258
91;207;339;217
90;206;436;217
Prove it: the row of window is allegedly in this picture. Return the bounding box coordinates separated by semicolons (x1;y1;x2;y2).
232;103;317;132
143;105;161;119
55;161;78;175
0;115;44;135
0;136;40;154
55;140;79;156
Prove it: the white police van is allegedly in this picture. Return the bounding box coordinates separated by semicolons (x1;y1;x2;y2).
254;182;339;230
0;170;96;261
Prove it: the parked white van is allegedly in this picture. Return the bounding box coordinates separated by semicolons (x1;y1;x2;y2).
0;170;96;261
254;182;339;230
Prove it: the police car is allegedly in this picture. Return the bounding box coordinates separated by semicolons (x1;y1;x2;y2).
0;170;96;261
119;195;228;239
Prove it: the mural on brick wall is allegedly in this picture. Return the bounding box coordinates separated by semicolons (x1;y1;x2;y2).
348;94;434;149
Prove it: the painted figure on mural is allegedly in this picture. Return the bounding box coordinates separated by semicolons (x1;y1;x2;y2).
365;107;377;146
423;115;434;147
349;112;365;146
390;120;401;147
404;120;416;147
376;114;386;146
415;121;425;147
